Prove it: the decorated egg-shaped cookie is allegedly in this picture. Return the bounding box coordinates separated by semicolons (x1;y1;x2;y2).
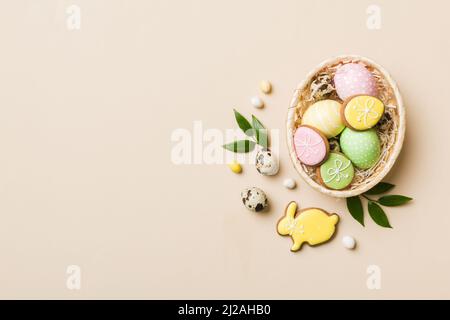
240;187;268;212
340;128;381;169
334;63;378;100
342;95;384;130
293;125;329;166
301;100;345;138
318;153;354;190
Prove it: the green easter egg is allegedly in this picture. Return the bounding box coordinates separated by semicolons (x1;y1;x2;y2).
319;153;354;190
340;128;381;169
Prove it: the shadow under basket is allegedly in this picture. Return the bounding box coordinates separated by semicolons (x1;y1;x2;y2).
286;55;406;198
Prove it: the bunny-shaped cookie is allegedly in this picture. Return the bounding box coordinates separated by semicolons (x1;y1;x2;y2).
277;201;339;252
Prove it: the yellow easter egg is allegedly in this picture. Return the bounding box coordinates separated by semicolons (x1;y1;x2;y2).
343;95;385;130
301;100;345;138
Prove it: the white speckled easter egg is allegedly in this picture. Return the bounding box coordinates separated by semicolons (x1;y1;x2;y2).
240;187;268;212
310;73;335;100
255;149;279;176
334;63;378;100
340;128;381;169
301;100;345;138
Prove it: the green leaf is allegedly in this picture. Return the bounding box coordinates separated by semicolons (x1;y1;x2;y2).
233;109;254;137
378;195;413;207
346;196;364;226
222;140;256;153
252;115;268;148
368;201;392;228
364;182;395;195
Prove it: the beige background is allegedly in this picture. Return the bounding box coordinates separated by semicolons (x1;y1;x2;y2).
0;0;449;299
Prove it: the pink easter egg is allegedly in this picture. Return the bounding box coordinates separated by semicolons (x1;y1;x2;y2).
334;63;378;100
293;126;329;166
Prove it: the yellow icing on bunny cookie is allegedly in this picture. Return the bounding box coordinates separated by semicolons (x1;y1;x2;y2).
277;202;339;252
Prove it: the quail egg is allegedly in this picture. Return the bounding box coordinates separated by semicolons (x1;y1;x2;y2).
240;187;268;212
255;149;279;176
310;73;335;100
328;138;341;152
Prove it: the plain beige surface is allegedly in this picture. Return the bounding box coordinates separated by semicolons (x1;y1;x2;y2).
0;0;449;299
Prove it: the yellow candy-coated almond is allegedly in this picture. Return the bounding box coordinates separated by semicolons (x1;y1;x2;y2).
228;161;242;174
259;81;272;94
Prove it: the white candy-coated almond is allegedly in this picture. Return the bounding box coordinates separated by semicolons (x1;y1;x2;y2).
342;236;356;249
251;96;264;109
283;178;296;189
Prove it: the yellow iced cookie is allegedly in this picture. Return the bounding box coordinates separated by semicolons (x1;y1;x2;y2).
301;100;345;138
343;95;384;130
277;201;339;252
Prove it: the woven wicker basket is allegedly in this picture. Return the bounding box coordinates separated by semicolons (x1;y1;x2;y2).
286;55;405;198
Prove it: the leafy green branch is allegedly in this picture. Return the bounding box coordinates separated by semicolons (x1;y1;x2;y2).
346;182;413;228
222;109;269;153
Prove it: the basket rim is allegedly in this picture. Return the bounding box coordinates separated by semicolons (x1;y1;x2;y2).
286;55;406;198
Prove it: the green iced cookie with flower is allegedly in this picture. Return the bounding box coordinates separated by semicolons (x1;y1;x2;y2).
318;153;355;190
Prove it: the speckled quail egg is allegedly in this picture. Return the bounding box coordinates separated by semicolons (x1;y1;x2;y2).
310;73;335;100
328;138;341;152
255;149;279;176
240;187;268;212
